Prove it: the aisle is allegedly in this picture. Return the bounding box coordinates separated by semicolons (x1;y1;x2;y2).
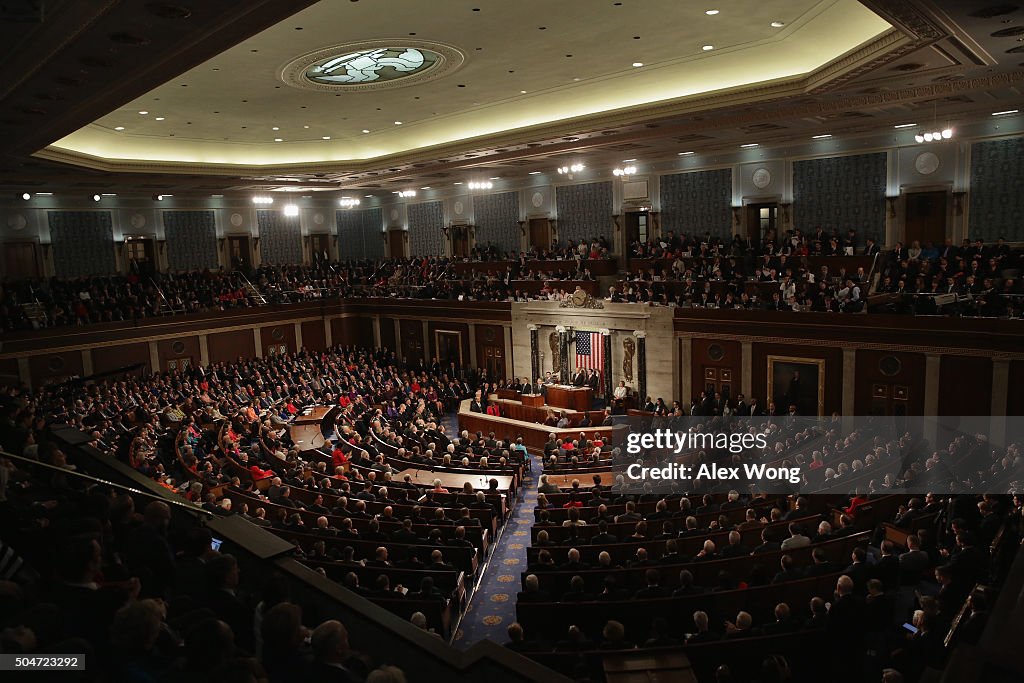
453;451;540;648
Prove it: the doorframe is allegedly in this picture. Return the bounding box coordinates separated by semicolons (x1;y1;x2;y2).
223;232;254;271
897;183;953;246
741;194;782;243
122;233;157;275
0;237;42;279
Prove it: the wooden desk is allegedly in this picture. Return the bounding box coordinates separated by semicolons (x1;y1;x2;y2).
458;400;614;453
521;393;544;407
289;405;336;450
397;469;513;494
546;385;593;411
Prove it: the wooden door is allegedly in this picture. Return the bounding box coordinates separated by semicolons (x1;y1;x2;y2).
124;236;156;277
745;203;777;243
702;367;733;403
904;191;947;247
388;229;406;259
482;344;505;381
310;233;331;261
451;225;470;258
1;241;40;279
228;235;251;271
624;211;649;246
528;218;550;251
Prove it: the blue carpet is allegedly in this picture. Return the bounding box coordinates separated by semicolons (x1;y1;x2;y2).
453;451;540;648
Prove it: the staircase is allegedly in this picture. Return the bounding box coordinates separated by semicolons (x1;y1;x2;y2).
148;278;183;316
236;272;268;305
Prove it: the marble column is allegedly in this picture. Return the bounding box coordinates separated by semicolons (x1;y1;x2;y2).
923;354;940;446
149;340;161;370
528;325;539;383
503;325;514;381
372;315;382;350
323;318;333;349
601;329;612;399
680;337;692;405
634;330;647;403
556;325;570;384
422;320;431;362
199;334;210;367
741;341;753;400
991;358;1010;447
17;357;31;391
293;322;304;352
253;329;263;359
842;348;856;416
468;322;478;368
81;349;94;377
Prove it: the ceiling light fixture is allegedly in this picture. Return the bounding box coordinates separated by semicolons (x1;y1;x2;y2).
138;111;148;115
622;158;636;162
283;204;299;217
35;192;52;196
91;194;101;202
420;187;431;190
632;62;643;67
339;197;361;208
489;177;500;180
702;45;714;51
740;143;759;148
678;151;694;156
705;9;719;15
453;182;463;185
272;127;280;131
992;109;1019;116
19;192;30;200
468;181;493;190
394;121;403;125
812;134;832;139
893;123;917;129
398;190;417;198
613;166;637;177
155;117;165;121
274;138;283;142
362;129;370;133
252;196;274;205
322;136;331;140
771;21;785;27
558;163;585;174
114;126;125;131
528;171;543;175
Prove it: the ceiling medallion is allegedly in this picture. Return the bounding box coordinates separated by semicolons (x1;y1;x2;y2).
280;40;465;92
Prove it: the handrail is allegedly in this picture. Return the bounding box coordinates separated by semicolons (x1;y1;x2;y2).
148;276;183;316
1;449;212;516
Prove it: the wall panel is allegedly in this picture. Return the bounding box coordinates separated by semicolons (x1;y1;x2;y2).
751;343;842;415
853;349;925;416
660;169;732;239
938;356;992;416
28;350;84;387
92;343;150;375
968;138;1024;242
207;329;255;364
554;181;613;245
689;338;742;405
301;320;327;352
260;324;296;356
793;152;886;236
157;336;201;371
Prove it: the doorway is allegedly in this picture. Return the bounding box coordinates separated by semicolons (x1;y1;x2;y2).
309;233;332;262
624;211;650;247
528;218;550;252
702;367;733;404
388;229;406;259
124;236;156;277
481;344;505;380
451;224;470;258
745;203;778;244
904;191;947;247
1;241;41;279
434;330;464;368
227;235;252;272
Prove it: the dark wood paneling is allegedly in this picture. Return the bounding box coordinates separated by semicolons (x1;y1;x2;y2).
475;324;506;379
690;338;742;405
0;358;20;383
331;317;373;349
751;343;842;416
260;324;296;356
939;356;992;416
379;317;396;351
28;350;84;387
301;320;327;352
92;343;150;376
208;329;255;364
853;350;926;416
1010;361;1024;417
156;336;200;370
399;319;425;366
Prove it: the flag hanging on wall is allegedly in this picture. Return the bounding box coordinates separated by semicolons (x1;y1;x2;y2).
575;330;605;377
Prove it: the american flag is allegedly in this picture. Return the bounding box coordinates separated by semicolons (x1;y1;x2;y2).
575;330;605;377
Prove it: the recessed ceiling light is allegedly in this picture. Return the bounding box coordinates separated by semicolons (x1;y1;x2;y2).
322;136;331;140
394;121;402;125
632;62;643;67
771;21;785;27
274;138;283;142
365;195;373;198
20;192;30;200
35;192;52;195
572;77;580;82
114;126;125;131
740;143;759;148
303;125;310;129
211;194;224;198
154;116;165;121
453;182;463;185
992;109;1019;116
705;9;719;15
622;158;636;162
812;134;832;139
272;126;279;130
893;123;917;128
362;129;370;133
520;90;528;94
100;193;117;196
702;45;714;51
489;177;500;180
528;171;542;175
678;151;694;155
421;187;431;190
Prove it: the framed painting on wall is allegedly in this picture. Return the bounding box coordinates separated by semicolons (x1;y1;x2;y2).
767;355;826;416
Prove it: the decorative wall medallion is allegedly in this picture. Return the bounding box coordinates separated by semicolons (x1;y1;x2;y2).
7;213;27;231
271;327;285;341
914;152;940;175
708;343;725;361
453;201;464;216
280;40;465;92
559;288;604;309
390;208;399;222
171;340;186;354
878;355;902;377
130;213;146;229
313;213;324;225
47;356;65;371
531;192;544;208
752;167;772;189
230;213;243;227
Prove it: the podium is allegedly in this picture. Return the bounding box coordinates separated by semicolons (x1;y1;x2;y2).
521;394;544;407
546;385;593;411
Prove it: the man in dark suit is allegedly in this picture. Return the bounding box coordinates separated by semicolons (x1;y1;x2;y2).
873;540;900;590
719;531;749;558
803;547;839;576
587;370;600;392
633;569;669;599
573;367;588;387
205;554;254;652
308;620;362;683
